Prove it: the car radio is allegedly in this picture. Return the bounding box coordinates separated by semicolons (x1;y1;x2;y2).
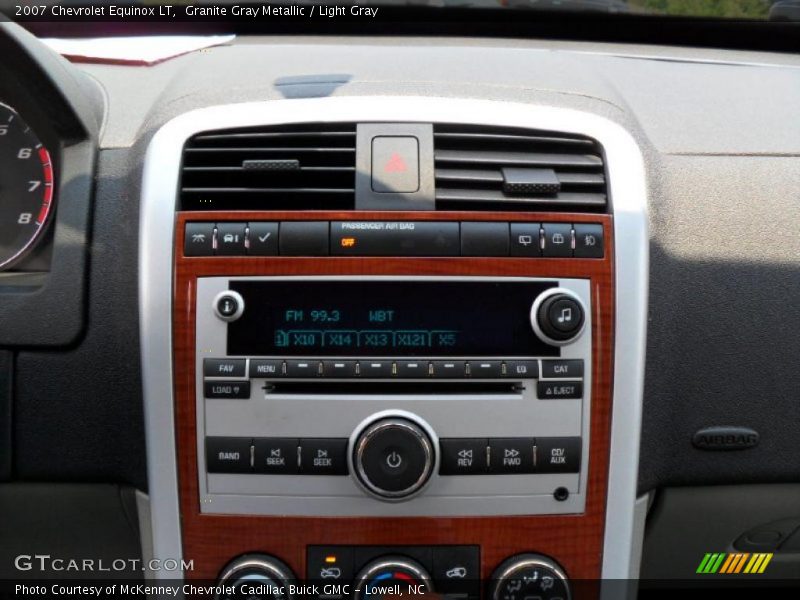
195;276;592;516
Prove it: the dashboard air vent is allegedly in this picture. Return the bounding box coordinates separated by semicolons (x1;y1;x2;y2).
180;123;357;211
433;125;607;212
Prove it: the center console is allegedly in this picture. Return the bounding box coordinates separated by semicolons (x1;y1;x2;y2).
139;97;648;599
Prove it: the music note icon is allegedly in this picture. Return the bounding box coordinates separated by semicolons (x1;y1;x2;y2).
557;307;572;324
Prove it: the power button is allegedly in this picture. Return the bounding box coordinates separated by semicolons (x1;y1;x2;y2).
353;416;435;501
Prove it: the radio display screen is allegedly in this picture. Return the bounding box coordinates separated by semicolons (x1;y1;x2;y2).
227;280;560;357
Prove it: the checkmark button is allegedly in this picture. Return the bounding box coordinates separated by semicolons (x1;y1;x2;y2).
248;222;279;256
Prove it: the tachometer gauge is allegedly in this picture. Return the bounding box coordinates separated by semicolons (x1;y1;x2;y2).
0;102;55;270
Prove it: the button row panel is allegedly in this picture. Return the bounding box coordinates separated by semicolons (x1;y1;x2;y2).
439;437;581;475
185;221;605;258
204;357;584;381
206;437;348;475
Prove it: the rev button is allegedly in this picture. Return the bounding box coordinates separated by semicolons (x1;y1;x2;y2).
440;439;488;475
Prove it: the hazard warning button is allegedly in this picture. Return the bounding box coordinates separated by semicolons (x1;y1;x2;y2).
371;136;420;193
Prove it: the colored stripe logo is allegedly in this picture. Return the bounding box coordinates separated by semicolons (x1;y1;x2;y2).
697;553;772;574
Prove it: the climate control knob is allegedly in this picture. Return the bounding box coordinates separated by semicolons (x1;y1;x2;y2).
353;556;434;600
489;554;571;600
217;554;296;600
531;289;586;345
352;415;436;501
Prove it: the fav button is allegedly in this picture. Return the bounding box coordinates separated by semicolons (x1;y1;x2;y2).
203;358;246;378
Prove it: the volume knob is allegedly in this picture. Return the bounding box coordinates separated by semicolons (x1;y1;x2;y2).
531;289;586;346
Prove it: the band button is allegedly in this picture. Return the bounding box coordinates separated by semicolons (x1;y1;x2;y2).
206;437;252;473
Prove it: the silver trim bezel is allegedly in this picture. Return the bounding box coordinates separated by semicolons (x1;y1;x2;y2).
139;96;648;585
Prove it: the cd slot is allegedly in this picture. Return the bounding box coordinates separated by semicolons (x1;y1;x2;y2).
262;381;524;395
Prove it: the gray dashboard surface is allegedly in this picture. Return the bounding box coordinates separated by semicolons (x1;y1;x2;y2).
10;36;800;494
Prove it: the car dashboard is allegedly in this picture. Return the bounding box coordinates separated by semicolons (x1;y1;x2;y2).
1;20;800;600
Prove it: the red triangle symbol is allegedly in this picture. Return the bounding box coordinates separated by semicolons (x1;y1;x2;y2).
384;152;407;173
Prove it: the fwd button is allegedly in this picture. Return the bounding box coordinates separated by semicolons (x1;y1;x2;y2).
489;438;535;474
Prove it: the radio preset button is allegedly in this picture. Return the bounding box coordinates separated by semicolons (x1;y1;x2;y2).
440;439;488;475
204;380;250;399
503;360;539;379
204;358;246;378
359;360;393;378
468;360;503;378
536;437;582;473
537;380;583;399
206;437;252;473
254;438;299;474
431;360;467;378
540;359;584;379
250;359;284;378
300;439;349;475
285;360;321;378
322;360;358;378
395;360;429;378
489;438;535;474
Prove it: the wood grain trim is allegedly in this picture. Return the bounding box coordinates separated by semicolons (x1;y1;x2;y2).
173;212;614;589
